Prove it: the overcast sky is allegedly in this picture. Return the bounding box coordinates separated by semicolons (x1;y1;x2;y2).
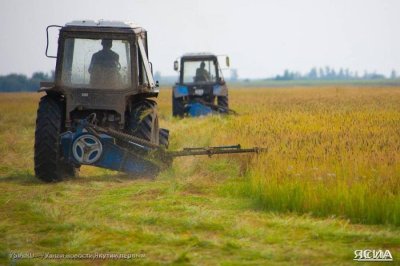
0;0;399;78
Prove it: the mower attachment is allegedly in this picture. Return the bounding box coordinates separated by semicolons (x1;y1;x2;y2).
60;119;264;175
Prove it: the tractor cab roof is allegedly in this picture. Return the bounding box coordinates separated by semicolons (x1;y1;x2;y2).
62;20;146;34
181;52;217;61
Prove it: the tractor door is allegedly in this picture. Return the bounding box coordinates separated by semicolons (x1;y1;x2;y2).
137;36;156;90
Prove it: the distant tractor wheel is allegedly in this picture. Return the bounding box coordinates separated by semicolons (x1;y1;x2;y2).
217;96;229;113
172;95;185;117
127;99;160;144
159;128;169;148
34;96;78;182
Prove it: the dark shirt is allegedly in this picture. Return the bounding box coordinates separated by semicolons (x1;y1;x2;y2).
195;68;210;82
88;49;120;87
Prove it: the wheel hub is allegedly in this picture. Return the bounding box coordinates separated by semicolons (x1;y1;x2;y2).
72;134;103;164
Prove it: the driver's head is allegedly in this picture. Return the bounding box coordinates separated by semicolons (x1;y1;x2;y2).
101;39;112;49
200;61;205;68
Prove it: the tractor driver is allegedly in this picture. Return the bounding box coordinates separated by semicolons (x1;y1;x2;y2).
88;39;121;87
195;61;210;82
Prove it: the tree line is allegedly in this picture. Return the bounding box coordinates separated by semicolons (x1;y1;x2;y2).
274;67;397;81
0;72;54;92
1;67;398;92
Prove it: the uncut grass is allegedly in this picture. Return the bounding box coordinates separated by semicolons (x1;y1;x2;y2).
220;87;400;226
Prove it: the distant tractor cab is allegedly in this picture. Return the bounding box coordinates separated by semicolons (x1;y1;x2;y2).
172;53;230;117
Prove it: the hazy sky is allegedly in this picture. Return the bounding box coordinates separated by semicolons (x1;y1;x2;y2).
0;0;399;78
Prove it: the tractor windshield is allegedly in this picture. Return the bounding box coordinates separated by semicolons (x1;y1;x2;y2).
183;59;217;84
61;38;131;89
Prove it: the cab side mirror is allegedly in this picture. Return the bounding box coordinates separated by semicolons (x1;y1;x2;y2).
226;56;230;68
46;25;62;58
173;60;179;71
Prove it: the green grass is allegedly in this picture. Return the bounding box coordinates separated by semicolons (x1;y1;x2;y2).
0;89;400;265
1;170;400;265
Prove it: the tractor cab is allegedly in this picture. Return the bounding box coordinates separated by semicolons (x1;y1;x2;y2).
43;20;158;129
180;55;219;84
172;53;230;117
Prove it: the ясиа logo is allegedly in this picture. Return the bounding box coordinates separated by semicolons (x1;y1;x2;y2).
354;250;393;262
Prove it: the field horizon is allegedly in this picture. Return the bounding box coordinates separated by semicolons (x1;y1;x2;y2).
0;86;399;265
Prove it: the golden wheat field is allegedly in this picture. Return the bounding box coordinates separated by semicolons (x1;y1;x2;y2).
0;86;400;265
164;86;400;226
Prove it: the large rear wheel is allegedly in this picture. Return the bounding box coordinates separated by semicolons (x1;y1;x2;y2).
127;99;160;144
159;128;169;148
34;96;78;182
217;95;229;113
172;94;185;117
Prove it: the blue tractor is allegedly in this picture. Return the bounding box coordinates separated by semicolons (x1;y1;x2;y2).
172;53;231;117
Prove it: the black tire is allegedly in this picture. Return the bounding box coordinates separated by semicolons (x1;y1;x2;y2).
172;94;185;117
127;99;160;144
159;128;169;148
34;95;78;182
217;95;229;113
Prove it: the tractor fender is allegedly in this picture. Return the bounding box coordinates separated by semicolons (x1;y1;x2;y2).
38;81;55;92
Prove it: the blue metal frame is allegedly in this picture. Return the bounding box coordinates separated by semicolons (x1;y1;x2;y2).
186;102;213;117
60;121;160;175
